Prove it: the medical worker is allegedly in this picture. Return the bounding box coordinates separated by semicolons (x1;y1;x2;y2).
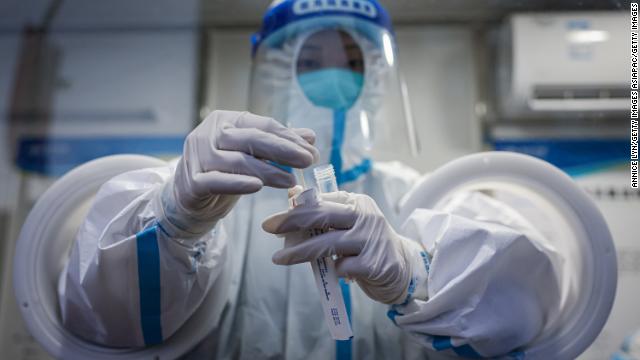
57;0;563;358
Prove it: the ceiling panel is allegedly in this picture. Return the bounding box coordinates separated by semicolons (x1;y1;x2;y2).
200;0;632;27
0;0;632;32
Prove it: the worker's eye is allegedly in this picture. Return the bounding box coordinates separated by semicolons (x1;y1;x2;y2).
348;59;364;72
297;58;321;72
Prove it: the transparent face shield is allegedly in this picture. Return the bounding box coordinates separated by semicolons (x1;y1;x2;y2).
249;17;419;180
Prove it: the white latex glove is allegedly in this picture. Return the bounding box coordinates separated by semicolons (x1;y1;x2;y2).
161;110;319;237
262;191;430;305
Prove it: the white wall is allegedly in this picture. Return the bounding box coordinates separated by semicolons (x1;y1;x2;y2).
1;30;198;178
203;25;481;173
0;0;199;31
34;30;197;138
395;26;481;172
575;171;640;359
203;30;254;115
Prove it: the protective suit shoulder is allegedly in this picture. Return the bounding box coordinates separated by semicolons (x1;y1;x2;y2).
368;161;421;218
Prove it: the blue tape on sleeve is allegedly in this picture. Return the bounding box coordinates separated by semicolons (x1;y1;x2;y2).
431;335;482;358
136;225;164;346
386;309;400;325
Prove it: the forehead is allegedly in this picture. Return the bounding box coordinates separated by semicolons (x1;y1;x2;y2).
300;29;360;51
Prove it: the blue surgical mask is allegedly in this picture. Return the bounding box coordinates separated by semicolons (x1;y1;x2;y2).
297;67;370;185
297;68;364;110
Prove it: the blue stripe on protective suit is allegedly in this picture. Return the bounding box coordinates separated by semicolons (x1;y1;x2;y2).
386;308;400;325
330;109;362;359
330;109;371;185
136;225;163;345
432;336;482;358
267;160;293;174
336;278;353;360
341;158;372;184
431;335;525;359
330;108;359;360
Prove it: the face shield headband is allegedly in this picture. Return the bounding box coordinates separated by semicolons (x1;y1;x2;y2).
251;0;394;57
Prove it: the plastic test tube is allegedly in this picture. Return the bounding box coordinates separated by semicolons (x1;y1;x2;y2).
286;164;352;340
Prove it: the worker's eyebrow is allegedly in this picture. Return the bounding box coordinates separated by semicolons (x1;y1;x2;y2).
300;44;322;52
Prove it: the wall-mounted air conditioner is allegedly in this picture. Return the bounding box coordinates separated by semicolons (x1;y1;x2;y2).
496;12;627;119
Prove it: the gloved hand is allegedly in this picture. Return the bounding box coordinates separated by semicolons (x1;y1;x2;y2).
262;191;429;305
160;110;319;238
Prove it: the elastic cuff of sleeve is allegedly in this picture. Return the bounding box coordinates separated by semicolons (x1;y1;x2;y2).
398;239;431;305
155;181;217;241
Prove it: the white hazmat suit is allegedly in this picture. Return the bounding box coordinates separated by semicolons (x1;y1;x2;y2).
58;1;562;358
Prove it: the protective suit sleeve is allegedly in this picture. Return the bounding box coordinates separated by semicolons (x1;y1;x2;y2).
390;192;562;358
57;164;228;348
